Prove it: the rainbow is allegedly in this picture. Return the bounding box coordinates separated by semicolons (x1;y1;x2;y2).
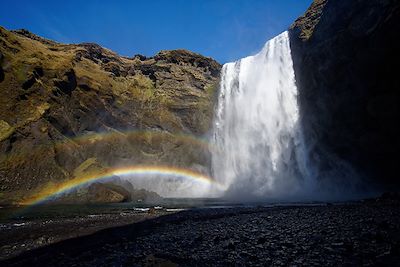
19;165;223;206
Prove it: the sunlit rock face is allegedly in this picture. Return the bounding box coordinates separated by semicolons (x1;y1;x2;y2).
212;32;317;200
0;26;221;204
290;0;400;191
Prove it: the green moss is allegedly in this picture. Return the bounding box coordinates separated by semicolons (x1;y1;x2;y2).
0;120;15;142
131;74;157;102
205;81;220;106
73;157;104;177
22;102;50;126
301;28;314;40
13;64;28;83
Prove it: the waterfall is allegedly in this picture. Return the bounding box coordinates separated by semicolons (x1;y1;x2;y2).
212;31;315;200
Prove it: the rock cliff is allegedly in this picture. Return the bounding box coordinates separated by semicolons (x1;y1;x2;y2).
290;0;400;190
0;27;220;204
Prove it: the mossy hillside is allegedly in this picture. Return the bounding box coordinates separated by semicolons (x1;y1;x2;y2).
0;26;221;204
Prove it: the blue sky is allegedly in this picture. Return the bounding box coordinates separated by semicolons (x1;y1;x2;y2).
0;0;312;63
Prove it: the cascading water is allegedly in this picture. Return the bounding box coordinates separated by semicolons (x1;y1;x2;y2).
212;31;315;200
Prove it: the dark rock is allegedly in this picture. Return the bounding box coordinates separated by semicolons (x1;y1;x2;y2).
76;76;93;91
45;113;76;137
79;43;107;63
154;50;221;77
213;236;220;244
21;75;36;90
289;0;400;189
21;67;44;89
5;204;400;266
379;192;400;202
137;64;160;82
224;240;235;250
257;236;267;244
0;67;4;83
33;67;43;77
55;183;129;204
78;43;121;65
133;54;147;61
12;29;57;45
53;69;77;95
103;62;123;77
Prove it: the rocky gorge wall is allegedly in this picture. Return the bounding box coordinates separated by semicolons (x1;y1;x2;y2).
290;0;400;191
0;27;221;204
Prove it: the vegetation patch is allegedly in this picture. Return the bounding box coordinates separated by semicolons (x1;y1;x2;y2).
0;120;14;142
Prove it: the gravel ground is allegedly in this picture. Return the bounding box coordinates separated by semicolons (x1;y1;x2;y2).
1;200;400;266
0;210;166;260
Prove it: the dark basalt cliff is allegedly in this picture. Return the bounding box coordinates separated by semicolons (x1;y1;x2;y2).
0;27;221;204
290;0;400;190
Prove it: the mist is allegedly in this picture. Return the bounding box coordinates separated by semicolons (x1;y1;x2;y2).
210;31;374;202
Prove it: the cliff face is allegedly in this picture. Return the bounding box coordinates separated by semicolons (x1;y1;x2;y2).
290;0;400;190
0;27;221;204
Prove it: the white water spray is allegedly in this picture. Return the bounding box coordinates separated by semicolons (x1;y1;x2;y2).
212;31;315;200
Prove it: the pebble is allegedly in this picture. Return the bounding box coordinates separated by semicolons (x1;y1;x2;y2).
2;202;400;266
